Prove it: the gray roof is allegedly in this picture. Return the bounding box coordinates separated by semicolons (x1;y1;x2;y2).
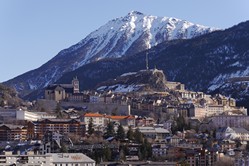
0;124;25;129
232;127;249;134
138;127;169;134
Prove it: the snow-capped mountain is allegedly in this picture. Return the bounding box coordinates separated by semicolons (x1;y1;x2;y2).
54;20;249;108
4;11;216;97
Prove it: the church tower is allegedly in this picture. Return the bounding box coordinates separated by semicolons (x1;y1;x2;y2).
72;77;80;93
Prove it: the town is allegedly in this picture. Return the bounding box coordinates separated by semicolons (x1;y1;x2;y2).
0;69;248;166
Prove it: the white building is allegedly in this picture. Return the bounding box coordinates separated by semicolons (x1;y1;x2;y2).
16;109;56;121
138;127;170;140
216;127;249;141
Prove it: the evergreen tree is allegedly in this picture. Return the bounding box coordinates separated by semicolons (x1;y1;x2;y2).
103;146;112;161
120;144;128;161
134;128;143;143
55;103;63;118
104;121;115;138
60;142;68;153
126;126;134;140
140;138;152;160
88;117;95;135
116;124;125;140
0;100;5;107
246;141;249;151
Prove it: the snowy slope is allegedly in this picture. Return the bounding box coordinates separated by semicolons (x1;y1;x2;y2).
4;11;217;97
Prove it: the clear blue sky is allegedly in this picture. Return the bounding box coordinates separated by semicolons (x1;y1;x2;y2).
0;0;249;82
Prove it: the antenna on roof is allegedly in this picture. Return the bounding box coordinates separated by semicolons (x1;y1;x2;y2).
146;44;151;70
146;52;149;70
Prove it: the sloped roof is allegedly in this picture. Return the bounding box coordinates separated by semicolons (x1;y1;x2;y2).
232;127;249;134
84;113;104;117
109;115;135;120
46;84;74;93
0;124;25;130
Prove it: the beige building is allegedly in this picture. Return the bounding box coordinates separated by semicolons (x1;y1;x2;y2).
165;81;185;91
138;127;170;141
45;77;80;102
83;113;106;127
83;113;136;128
0;124;27;141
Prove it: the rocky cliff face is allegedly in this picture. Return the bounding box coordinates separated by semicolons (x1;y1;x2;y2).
96;69;168;93
4;11;216;97
0;83;23;107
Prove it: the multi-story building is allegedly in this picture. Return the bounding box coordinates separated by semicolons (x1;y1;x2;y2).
0;124;27;141
185;148;219;166
108;115;135;127
83;113;106;127
83;113;136;128
16;109;56;121
135;116;155;126
211;115;249;128
27;119;85;139
152;144;167;157
138;127;170;141
0;108;19;122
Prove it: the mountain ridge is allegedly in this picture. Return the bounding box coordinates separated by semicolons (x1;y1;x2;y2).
4;11;217;97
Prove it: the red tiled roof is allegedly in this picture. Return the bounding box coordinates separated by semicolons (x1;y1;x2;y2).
84;113;104;117
109;115;135;120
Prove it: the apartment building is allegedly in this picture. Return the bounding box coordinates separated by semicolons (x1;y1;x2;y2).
27;119;85;139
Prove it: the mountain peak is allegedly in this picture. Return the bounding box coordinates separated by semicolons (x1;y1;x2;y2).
127;11;144;16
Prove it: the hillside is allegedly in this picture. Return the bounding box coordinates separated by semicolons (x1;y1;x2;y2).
0;83;23;107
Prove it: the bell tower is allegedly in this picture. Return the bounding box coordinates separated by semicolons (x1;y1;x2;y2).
72;77;80;93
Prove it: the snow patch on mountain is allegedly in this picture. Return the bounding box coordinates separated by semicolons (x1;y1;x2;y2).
69;11;217;70
208;66;249;91
121;72;137;77
97;84;143;93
